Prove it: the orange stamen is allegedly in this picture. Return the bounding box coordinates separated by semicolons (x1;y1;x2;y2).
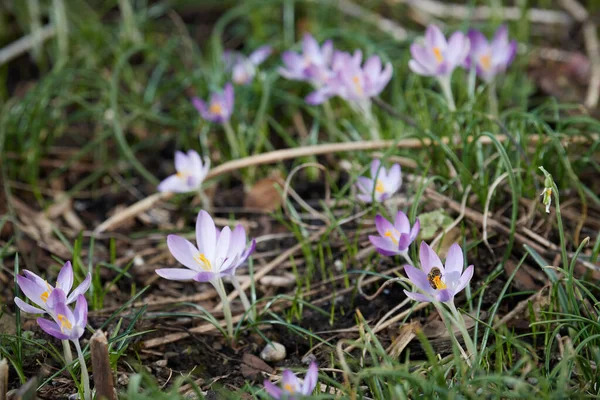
433;47;443;63
432;276;447;290
480;53;492;71
194;253;212;271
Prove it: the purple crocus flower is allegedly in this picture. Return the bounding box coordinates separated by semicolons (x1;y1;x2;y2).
369;211;420;256
409;25;470;78
465;25;517;82
14;261;91;315
191;83;234;124
156;210;255;283
37;291;87;341
404;242;474;303
356;159;402;203
264;362;318;399
157;150;210;193
306;50;392;105
225;45;272;85
279;33;333;84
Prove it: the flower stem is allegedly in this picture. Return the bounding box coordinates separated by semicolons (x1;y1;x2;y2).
62;340;73;364
437;76;456;111
448;302;477;361
467;66;476;101
230;276;255;321
488;80;499;118
216;278;234;340
73;340;91;400
435;303;471;367
222;121;241;159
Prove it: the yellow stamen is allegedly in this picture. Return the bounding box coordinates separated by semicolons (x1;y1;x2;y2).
480;53;492;71
433;47;443;63
375;180;385;193
176;172;185;178
284;383;294;393
194;253;212;271
432;276;447;290
40;291;50;303
209;103;222;115
352;75;363;94
57;314;72;332
384;230;399;245
546;188;552;196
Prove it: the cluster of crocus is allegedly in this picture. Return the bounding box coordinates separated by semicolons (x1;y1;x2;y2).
14;262;92;400
157;150;211;193
356;159;402;203
156;210;256;338
264;362;318;399
224;45;272;86
409;24;516;110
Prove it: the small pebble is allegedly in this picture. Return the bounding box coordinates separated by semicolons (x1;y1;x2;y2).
155;359;168;367
301;353;317;365
260;342;286;362
118;374;129;386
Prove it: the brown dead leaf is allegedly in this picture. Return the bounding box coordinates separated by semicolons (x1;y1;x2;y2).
244;173;283;212
240;353;274;379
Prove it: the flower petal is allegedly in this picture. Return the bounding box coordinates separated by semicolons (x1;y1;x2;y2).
301;361;319;395
374;215;394;238
73;295;88;328
263;380;283;399
214;226;232;271
167;235;201;271
37;318;69;340
404;265;433;294
409;219;420;242
425;25;447;49
14;298;45;314
16;274;48;309
453;265;474;295
249;45;272;65
403;290;432;303
157;175;189;193
156;268;198;281
444;243;464;276
282;370;301;392
437;288;453;303
67;274;91;304
369;235;399;256
196;210;217;262
56;261;74;294
419;242;443;274
394;211;410;234
370;159;382;179
193;271;219;282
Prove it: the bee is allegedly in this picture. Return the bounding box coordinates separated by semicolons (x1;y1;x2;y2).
427;267;446;290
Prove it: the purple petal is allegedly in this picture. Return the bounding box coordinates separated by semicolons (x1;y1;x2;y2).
404;265;434;294
386;164;401;189
167;235;202;271
56;261;74;294
223;83;234;113
493;25;508;44
397;233;411;252
14;298;45;314
16;274;48;309
264;380;283;399
196;210;216;262
194;271;219;282
403;290;433;303
408;59;434;76
444;243;464;275
374;215;394;238
302;361;319;394
419;242;443;274
305;87;333;105
370;159;382;179
369;235;399;256
410;43;436;71
425;25;447;49
322;40;334;63
453;265;474;295
364;55;382;78
37;318;69;340
446;31;470;67
282;370;301;392
394;211;410;233
356;194;373;203
67;274;91;304
356;176;374;195
214;226;232;271
302;33;319;61
409;219;420;242
155;268;198;281
249;45;272;65
73;295;88;328
157;175;189;193
46;288;67;310
466;29;489;58
191;97;207;116
437;288;453;303
174;151;188;173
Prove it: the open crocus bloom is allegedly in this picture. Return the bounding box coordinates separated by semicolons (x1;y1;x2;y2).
306;50;392;105
191;83;234;124
409;25;470;77
157;150;210;193
37;291;87;341
279;33;333;84
369;211;420;256
156;210;255;283
14;261;91;315
225;45;272;85
465;25;517;82
404;242;474;303
264;361;318;399
356;159;401;203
